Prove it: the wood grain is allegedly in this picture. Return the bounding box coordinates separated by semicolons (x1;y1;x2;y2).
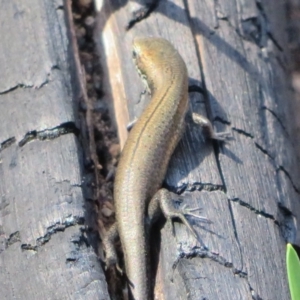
95;0;300;299
0;0;109;299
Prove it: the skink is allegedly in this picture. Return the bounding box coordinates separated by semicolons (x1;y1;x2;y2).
104;37;226;300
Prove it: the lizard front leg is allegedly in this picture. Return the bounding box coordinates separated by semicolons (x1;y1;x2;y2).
191;112;231;141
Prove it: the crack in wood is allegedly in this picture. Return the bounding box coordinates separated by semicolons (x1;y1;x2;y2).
0;65;60;94
248;281;263;300
213;116;231;125
230;197;277;222
126;0;160;30
0;137;16;152
2;231;21;250
253;142;300;195
277;166;300;194
277;203;296;242
166;182;225;195
262;106;289;137
256;1;283;52
21;216;85;251
0;84;28;95
254;142;273;159
173;242;247;278
18;122;79;147
232;127;254;138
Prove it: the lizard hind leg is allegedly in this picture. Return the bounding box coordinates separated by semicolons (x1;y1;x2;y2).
102;223;123;274
147;188;210;238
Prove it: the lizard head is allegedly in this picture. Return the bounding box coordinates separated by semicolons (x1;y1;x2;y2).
132;37;187;93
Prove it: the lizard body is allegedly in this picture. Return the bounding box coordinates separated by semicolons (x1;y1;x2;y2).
105;37;228;300
114;37;188;299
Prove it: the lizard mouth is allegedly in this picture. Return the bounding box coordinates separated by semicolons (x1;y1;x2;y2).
132;50;151;94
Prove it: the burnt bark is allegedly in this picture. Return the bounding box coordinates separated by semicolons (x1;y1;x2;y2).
95;0;300;299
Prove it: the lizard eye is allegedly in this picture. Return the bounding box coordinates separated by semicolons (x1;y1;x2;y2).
132;49;137;59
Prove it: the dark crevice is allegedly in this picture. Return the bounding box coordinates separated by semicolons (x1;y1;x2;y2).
255;144;300;194
232;269;248;278
254;142;274;160
227;199;245;273
277;166;300;194
0;65;60;94
21;244;38;251
0;137;16;151
69;226;90;248
70;182;83;188
262;106;289;137
21;216;85;251
255;1;283;52
166;182;225;195
18;122;80;147
36;65;60;89
51;64;61;71
6;231;21;248
66;257;77;262
230;197;277;223
256;4;289;73
278;202;293;216
254;143;300;194
277;203;296;242
202;183;225;192
248;283;263;300
276;52;289;74
267;32;283;52
65;227;91;264
0;84;32;95
37;78;50;89
174;244;247;278
126;0;160;30
232;127;254;138
213;116;231;125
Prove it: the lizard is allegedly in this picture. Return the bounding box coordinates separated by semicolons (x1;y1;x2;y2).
103;37;228;300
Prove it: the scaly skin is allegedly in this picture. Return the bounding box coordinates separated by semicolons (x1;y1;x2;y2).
114;37;189;300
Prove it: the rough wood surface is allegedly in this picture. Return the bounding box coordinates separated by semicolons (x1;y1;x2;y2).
0;0;109;299
95;0;300;299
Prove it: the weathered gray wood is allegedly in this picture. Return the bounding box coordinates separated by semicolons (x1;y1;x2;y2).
287;0;300;163
95;0;300;299
0;0;109;299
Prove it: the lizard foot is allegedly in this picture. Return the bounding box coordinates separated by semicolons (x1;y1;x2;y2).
191;112;232;142
102;223;123;274
165;203;210;238
148;188;210;238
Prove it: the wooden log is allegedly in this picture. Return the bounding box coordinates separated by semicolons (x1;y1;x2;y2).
95;0;300;299
0;0;109;299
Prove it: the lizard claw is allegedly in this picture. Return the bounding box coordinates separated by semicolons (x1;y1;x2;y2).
105;255;123;275
151;189;210;239
212;131;233;142
181;204;211;223
166;207;210;239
